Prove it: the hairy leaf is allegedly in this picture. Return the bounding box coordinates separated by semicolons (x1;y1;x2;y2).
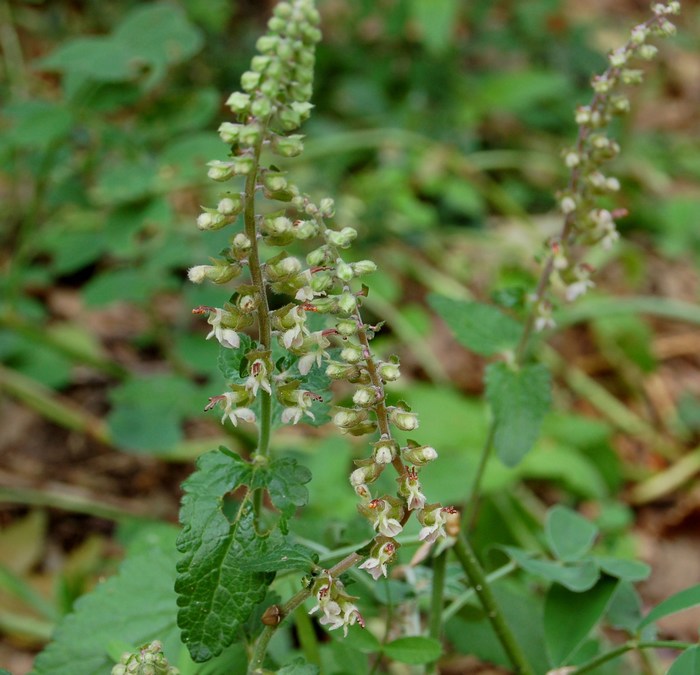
175;449;313;660
428;295;522;356
485;362;551;466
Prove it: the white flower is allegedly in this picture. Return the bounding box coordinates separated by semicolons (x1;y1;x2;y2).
206;308;240;349
187;265;212;283
404;476;427;511
565;279;594;302
245;359;272;397
281;390;317;425
418;507;449;544
374;500;403;538
298;331;330;375
207;393;256;427
358;541;396;581
309;576;364;637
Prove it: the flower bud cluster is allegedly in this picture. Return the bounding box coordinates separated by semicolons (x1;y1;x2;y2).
187;0;452;630
111;640;179;675
533;1;680;330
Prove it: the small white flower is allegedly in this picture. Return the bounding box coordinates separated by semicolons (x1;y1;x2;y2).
374;500;403;538
206;308;240;349
245;359;272;397
404;477;427;511
297;331;330;375
209;393;256;427
565;279;594;302
358;541;396;580
309;576;364;637
281;391;316;425
418;506;450;544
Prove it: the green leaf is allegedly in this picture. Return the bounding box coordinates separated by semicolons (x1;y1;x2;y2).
36;37;136;81
638;583;700;630
668;646;700;675
32;526;183;675
278;657;320;674
503;547;600;592
594;557;650;582
266;458;312;516
175;449;273;662
545;506;598;562
428;296;522;356
331;624;381;653
407;0;459;55
606;582;643;633
383;636;442;665
544;577;618;666
234;531;315;573
485;362;551;466
218;336;256;383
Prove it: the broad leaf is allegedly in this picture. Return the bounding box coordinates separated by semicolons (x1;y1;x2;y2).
668;646;700;675
544;577;618;666
278;658;320;674
606;582;643;633
32;526;182;675
594;557;650;582
486;362;551;466
383;636;442;665
545;505;598;562
638;583;700;630
503;547;599;592
235;531;315;573
428;296;522;356
176;449;272;662
266;458;312;516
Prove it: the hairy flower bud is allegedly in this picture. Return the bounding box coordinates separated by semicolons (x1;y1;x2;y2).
378;361;401;382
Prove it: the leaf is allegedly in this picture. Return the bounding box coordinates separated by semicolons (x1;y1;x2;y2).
428;296;522;356
234;532;315;573
36;37;136;81
544;577;618;666
594;557;650;582
638;583;700;630
407;0;459;55
503;547;600;592
485;362;551;466
175;449;273;662
667;646;700;675
32;526;183;675
278;657;320;674
545;506;598;562
606;582;643;633
266;458;312;516
383;636;442;665
218;336;256;383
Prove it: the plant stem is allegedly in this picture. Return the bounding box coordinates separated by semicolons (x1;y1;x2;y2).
426;548;448;674
244;134;273;520
294;602;321;668
460;421;496;535
453;535;535;675
247;552;363;674
569;640;690;674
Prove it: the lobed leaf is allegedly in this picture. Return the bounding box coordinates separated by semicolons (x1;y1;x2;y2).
485;362;551;466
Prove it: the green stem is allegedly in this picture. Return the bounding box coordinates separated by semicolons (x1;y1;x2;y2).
294;602;321;667
453;535;535;675
244;133;273;520
426;549;448;674
460;422;496;535
569;640;690;675
247;552;363;674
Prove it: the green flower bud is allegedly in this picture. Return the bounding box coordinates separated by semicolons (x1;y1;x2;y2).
218;195;243;216
294;219;318;239
251;96;273;118
264;173;288;192
188;262;241;284
310;271;332;292
351;260;377;276
373;439;399;465
326;361;361;380
402;443;438;466
378;361;401;382
340;342;364;364
273;1;293;19
326;227;357;248
307;246;331;266
353;386;377;407
333;407;367;429
264;216;293;236
241;70;261;91
256;35;278;53
337;292;358;315
226;92;251;114
390;408;419;432
197;209;227;231
218;122;242;144
251;55;271;72
336;260;354;282
232;156;255;175
232;232;252;257
336;318;358;336
271;134;305;158
239;123;262;145
207;160;234;182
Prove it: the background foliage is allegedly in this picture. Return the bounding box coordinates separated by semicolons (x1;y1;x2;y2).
0;0;699;672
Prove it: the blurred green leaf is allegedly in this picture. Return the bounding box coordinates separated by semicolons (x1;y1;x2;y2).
429;296;523;356
667;646;700;675
408;0;459;55
383;636;442;664
503;547;600;592
486;362;551;466
545;506;598;562
36;37;136;81
638;583;700;630
544;577;618;666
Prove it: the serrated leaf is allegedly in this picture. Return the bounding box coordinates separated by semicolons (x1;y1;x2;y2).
266;458;312;516
668;646;700;674
235;531;315;573
545;505;598;562
176;449;272;662
218;336;256;383
544;577;618;666
638;583;700;630
486;362;551;466
428;295;522;356
383;636;442;665
32;527;182;675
